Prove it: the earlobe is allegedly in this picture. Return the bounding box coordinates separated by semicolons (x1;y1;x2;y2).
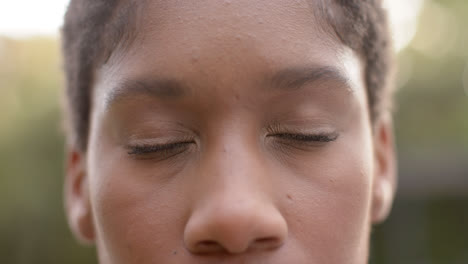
64;149;95;244
371;113;398;224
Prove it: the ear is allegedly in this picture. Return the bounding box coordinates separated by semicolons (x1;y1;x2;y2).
371;113;398;224
64;147;95;244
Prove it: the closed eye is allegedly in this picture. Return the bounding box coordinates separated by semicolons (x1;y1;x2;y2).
271;132;339;142
126;141;195;160
267;132;339;153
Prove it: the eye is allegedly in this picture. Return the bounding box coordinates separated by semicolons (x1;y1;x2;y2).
126;140;195;160
265;121;340;150
268;132;339;152
272;132;339;143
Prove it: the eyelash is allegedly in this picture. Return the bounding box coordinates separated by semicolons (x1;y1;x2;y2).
266;123;339;144
127;141;194;156
270;132;339;143
126;129;338;158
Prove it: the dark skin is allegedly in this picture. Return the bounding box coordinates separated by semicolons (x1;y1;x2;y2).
65;0;397;263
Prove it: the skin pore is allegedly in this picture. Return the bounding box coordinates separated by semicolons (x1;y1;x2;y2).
65;0;397;263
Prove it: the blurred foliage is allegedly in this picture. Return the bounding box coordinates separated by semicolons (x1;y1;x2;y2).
0;0;467;263
0;37;96;263
394;0;468;152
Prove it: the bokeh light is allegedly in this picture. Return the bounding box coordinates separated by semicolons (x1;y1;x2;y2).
0;0;68;37
410;1;459;59
384;0;424;52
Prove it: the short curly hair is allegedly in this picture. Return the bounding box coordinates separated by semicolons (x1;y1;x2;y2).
62;0;393;151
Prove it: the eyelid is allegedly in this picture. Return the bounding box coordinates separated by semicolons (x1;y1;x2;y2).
265;122;337;137
272;132;339;142
125;141;196;162
264;122;341;150
124;132;197;161
126;132;196;146
126;141;195;155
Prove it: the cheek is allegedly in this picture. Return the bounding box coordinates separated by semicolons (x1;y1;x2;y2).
87;144;190;263
86;109;193;262
278;130;374;263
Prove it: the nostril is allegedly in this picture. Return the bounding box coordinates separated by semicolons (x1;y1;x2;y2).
195;240;225;254
252;237;283;250
199;240;218;247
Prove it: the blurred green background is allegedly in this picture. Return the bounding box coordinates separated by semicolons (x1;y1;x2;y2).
0;0;467;263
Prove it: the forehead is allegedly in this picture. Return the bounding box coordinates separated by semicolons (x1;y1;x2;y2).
137;0;328;35
108;0;341;64
97;0;364;105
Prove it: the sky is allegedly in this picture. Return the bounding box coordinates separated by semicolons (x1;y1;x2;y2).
0;0;424;51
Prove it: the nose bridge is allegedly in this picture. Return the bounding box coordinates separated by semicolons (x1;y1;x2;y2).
183;126;288;255
203;117;263;186
198;121;270;218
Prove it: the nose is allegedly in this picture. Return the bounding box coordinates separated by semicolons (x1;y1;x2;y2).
183;131;288;255
184;195;288;255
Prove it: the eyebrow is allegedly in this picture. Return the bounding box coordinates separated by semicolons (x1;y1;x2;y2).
105;66;351;108
268;66;351;91
105;78;187;107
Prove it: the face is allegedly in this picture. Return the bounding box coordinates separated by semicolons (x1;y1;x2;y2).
65;0;397;263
